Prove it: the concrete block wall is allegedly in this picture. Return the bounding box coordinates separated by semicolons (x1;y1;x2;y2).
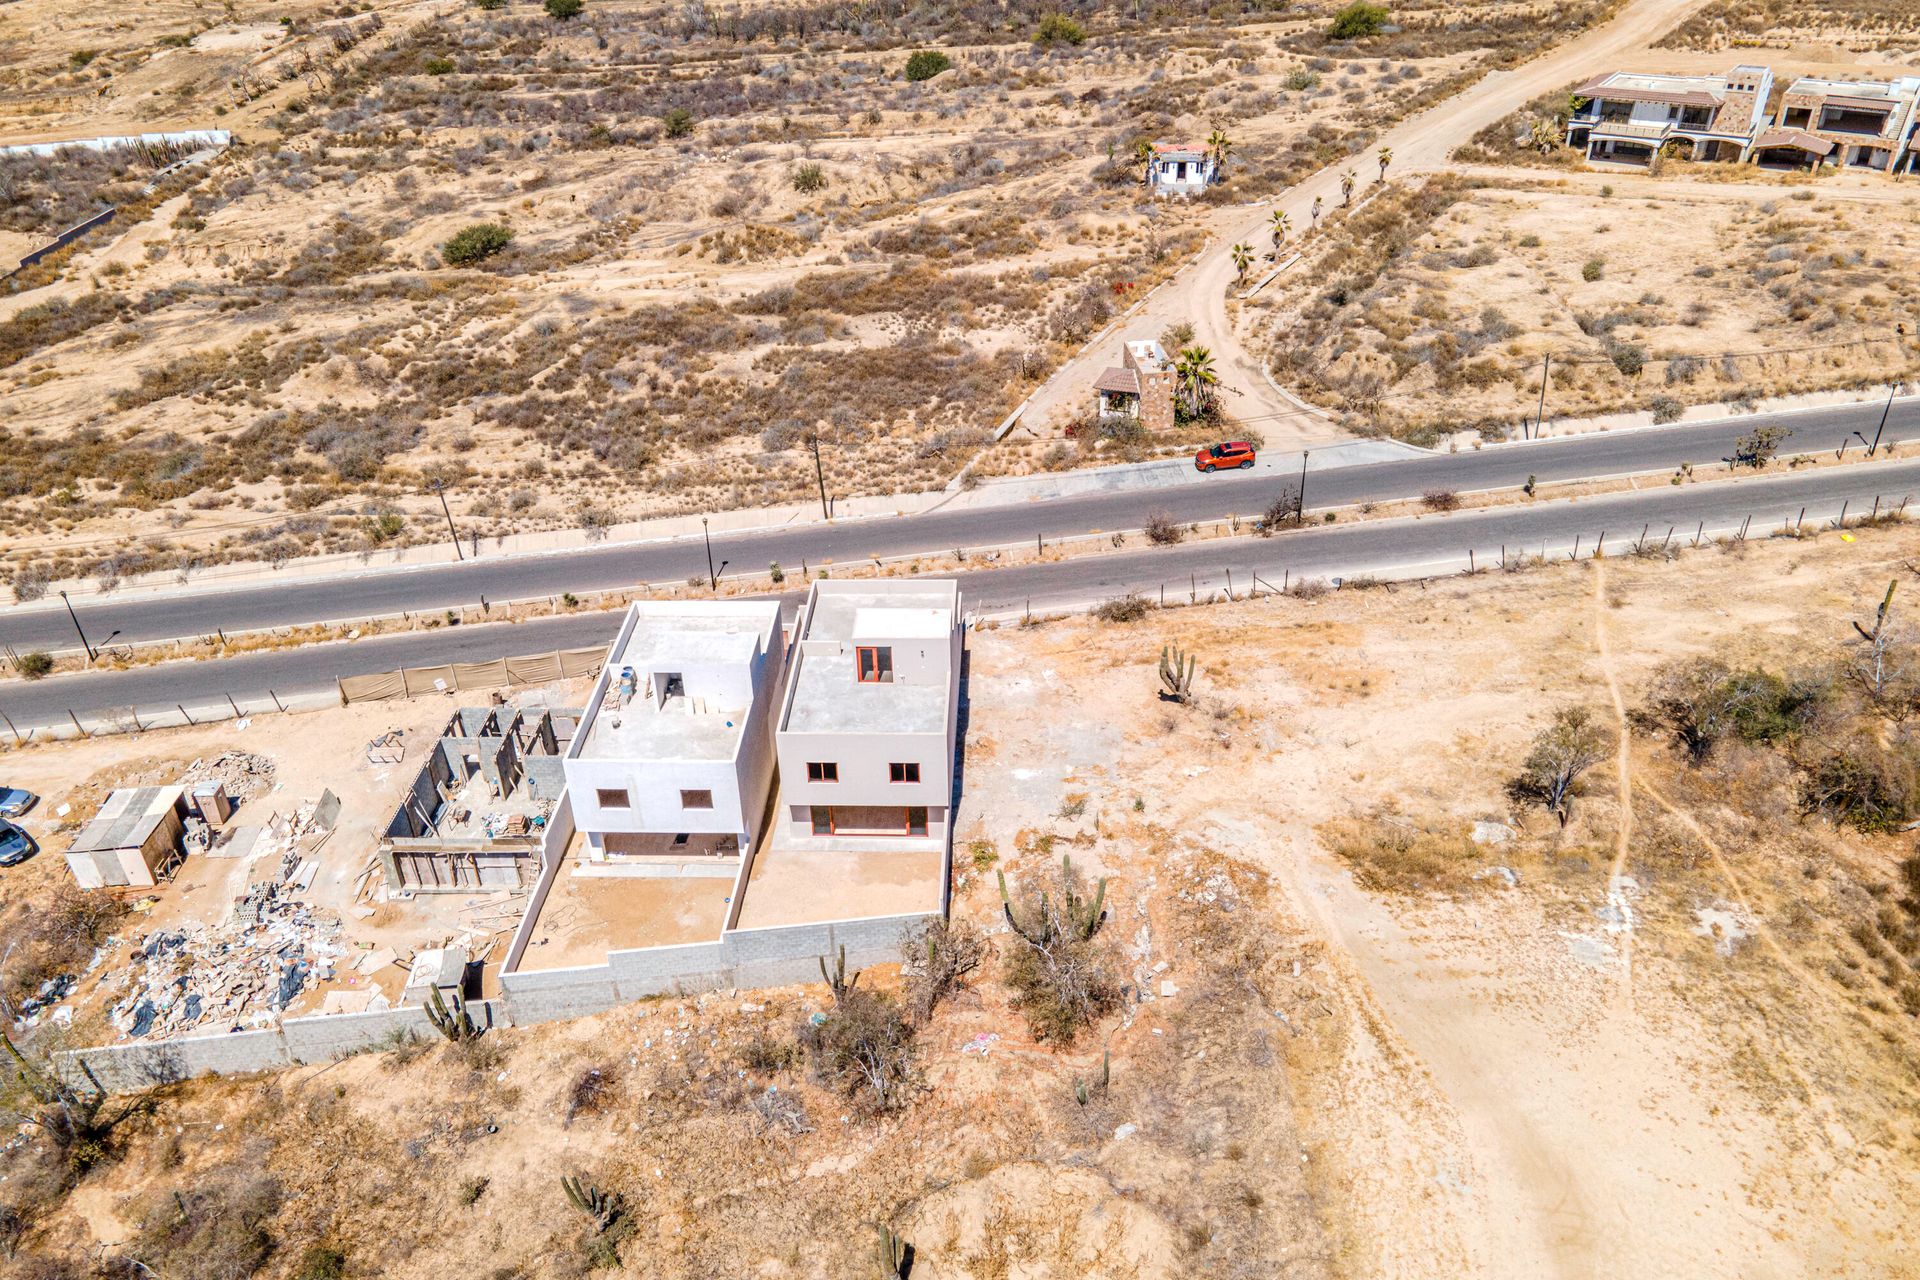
498;962;624;1022
61;912;937;1091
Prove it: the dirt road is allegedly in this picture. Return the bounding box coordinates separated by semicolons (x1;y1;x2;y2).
1021;0;1712;446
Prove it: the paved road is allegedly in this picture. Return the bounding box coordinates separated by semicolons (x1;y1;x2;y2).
1;398;1911;655
6;453;1914;730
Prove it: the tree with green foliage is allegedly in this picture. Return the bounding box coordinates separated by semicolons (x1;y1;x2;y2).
441;223;513;266
1328;1;1389;38
1173;345;1219;420
1511;706;1612;826
544;0;584;18
904;50;952;81
791;162;826;193
1033;12;1086;45
662;106;695;138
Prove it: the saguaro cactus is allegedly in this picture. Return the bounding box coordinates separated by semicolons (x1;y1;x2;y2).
426;986;481;1042
820;944;860;1008
562;1174;627;1234
999;855;1106;947
1159;644;1196;704
877;1224;909;1279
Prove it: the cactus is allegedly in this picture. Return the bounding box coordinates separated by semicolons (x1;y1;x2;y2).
426;986;481;1043
1073;1045;1112;1106
877;1224;909;1279
819;944;860;1008
562;1174;627;1234
1159;644;1196;704
999;855;1106;947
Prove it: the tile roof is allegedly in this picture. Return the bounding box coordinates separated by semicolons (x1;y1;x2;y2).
1094;366;1141;395
1753;128;1835;155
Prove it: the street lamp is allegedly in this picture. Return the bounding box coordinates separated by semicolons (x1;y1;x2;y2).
701;517;728;590
58;590;97;664
1297;449;1310;520
807;433;832;521
431;480;465;561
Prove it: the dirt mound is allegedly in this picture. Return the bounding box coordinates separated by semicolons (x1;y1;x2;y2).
903;1162;1181;1279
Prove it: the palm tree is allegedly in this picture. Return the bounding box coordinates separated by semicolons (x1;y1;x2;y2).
1311;194;1323;227
1341;169;1356;205
1134;138;1155;184
1377;146;1392;179
1268;208;1290;256
1174;345;1219;419
1230;241;1253;281
1207;127;1233;177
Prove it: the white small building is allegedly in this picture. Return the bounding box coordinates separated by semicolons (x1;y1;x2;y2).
1148;142;1217;196
563;601;786;860
774;580;961;851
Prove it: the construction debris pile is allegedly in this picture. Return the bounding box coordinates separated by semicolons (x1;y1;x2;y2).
181;750;278;799
101;795;345;1039
107;884;345;1038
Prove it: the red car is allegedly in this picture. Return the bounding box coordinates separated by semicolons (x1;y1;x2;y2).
1195;441;1256;472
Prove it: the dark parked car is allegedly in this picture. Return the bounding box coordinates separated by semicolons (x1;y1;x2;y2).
0;787;36;818
0;820;35;867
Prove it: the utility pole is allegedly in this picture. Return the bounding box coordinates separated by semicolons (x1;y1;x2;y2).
431;481;464;561
1534;354;1552;439
1869;380;1899;456
58;590;97;665
1297;449;1310;519
701;516;727;591
807;433;831;520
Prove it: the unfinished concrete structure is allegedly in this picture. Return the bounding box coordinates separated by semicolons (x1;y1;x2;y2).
563;601;786;862
774;580;961;850
378;706;580;892
66;787;189;889
1768;75;1920;172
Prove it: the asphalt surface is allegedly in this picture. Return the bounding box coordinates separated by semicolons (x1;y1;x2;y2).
2;398;1913;655
6;452;1915;730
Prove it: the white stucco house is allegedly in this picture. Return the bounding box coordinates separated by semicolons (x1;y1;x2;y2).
772;580;962;852
563;600;785;860
1147;142;1217;196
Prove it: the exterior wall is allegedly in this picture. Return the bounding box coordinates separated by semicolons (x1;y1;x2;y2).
569;755;749;840
1149;154;1215;195
776;726;950;840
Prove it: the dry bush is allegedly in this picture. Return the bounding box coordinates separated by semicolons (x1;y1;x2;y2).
1320;812;1490;893
796;986;918;1115
1420;488;1461;512
1143;510;1184;546
119;1169;283;1280
903;917;986;1024
999;858;1119;1044
1091;592;1151;624
562;1063;619;1126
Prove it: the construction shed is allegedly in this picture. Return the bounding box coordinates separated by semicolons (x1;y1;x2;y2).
66;787;189;889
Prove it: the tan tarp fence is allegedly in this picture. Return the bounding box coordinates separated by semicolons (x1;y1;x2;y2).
338;647;605;705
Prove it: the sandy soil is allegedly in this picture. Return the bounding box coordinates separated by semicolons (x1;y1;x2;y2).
0;680;588;1036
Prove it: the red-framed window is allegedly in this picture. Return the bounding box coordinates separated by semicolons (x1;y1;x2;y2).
807;761;838;783
856;645;894;683
889;762;920;784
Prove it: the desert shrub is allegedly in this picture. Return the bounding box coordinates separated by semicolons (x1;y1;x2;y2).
797;986;918;1114
1143;510;1183;545
1032;12;1086;45
423;55;454;74
16;652;52;679
441;223;513;266
1259;486;1303;531
791;163;826;193
125;1173;282;1280
1799;737;1919;833
1508;706;1612;825
1321;814;1480;892
1092;592;1151;623
1328;1;1389;38
1729;423;1787;468
292;1244;348;1280
1649;394;1683;424
904;50;951;81
1608;342;1646;377
1000;857;1118;1043
662;107;695;138
1420;488;1460;511
1582;257;1605;282
544;0;584;17
563;1064;619;1125
903;917;985;1024
473;0;505;8
1634;658;1823;762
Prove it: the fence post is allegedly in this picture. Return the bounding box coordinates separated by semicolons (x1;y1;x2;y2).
68;710;86;738
226;694;242;719
0;710;17;744
178;704;193;726
130;707;142;732
1225;568;1233;599
1837;500;1849;529
270;690;285;713
1571;535;1582;560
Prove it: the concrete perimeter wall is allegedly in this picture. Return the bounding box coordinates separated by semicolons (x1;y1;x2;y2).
60;910;931;1091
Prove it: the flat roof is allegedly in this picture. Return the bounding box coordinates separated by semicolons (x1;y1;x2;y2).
69;787;181;854
1579;70;1726;106
785;584;956;736
855;606;950;641
577;603;778;763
